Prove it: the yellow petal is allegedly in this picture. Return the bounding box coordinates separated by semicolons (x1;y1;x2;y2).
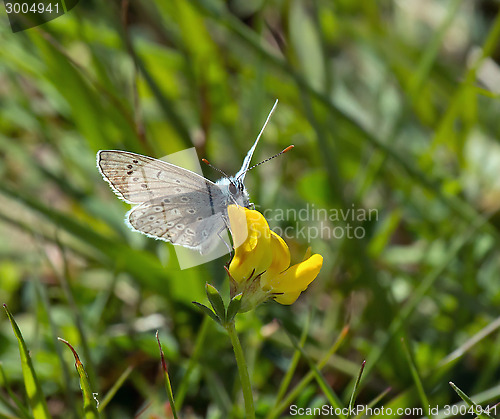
227;205;249;249
228;205;272;283
260;232;290;289
274;290;302;305
270;254;323;305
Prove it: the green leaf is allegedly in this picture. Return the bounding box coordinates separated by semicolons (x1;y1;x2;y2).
205;284;226;323
226;293;242;323
3;304;51;419
192;302;221;324
58;338;99;419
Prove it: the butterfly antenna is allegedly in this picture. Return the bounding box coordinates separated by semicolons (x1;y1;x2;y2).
202;158;230;179
243;145;294;174
236;99;280;180
254;99;278;150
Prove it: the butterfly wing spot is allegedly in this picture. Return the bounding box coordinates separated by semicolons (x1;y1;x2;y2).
175;187;182;193
127;165;133;169
127;171;133;175
202;230;209;238
154;206;162;212
150;228;163;236
163;198;171;203
141;184;148;189
166;221;174;228
187;209;195;214
175;179;181;184
180;197;189;203
197;217;203;221
132;159;138;163
148;216;155;221
186;228;195;236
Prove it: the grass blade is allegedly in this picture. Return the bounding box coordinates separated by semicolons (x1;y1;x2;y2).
347;360;366;419
0;362;32;419
3;304;51;419
354;387;391;419
267;325;349;419
175;316;210;409
449;382;493;419
97;366;133;412
284;328;346;419
401;338;430;417
156;332;179;419
273;312;311;408
58;338;99;419
438;315;500;368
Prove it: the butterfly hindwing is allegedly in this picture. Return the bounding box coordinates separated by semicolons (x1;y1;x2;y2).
127;194;227;253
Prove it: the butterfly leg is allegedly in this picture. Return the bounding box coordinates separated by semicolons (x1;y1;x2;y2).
218;230;233;257
219;216;234;257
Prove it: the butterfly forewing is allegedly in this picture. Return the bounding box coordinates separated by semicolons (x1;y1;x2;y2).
97;150;218;204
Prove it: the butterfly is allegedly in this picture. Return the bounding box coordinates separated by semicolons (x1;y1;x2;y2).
97;100;289;255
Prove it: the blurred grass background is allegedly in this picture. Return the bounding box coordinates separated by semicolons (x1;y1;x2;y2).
2;0;500;417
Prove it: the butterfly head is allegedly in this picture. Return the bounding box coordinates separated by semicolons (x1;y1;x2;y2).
216;176;250;208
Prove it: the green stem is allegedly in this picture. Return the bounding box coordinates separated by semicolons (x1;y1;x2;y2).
225;320;255;419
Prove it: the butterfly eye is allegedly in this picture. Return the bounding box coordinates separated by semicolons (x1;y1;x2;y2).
229;183;237;194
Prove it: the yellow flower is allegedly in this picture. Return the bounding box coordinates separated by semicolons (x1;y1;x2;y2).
227;205;323;311
227;205;272;284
